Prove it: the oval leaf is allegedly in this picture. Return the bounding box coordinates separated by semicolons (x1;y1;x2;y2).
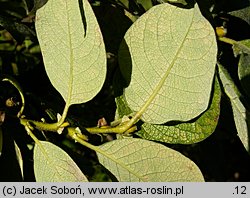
218;63;249;153
35;0;106;105
118;3;217;124
34;141;88;182
97;139;204;181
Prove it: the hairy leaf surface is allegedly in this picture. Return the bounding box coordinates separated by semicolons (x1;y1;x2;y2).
34;141;88;182
118;3;217;124
35;0;106;105
97;139;204;181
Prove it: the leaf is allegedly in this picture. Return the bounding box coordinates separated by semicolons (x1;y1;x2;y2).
118;3;217;124
137;0;153;11
0;15;36;42
34;141;88;182
232;39;250;57
157;0;188;6
229;6;250;26
238;40;250;99
35;0;106;105
218;63;250;153
14;141;24;179
97;138;204;181
119;0;129;8
22;0;49;22
32;0;49;13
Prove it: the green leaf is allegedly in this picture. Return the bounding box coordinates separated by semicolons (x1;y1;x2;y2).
229;6;250;26
218;63;250;153
157;0;188;6
137;0;153;10
116;77;220;144
238;40;250;99
118;3;217;124
35;0;106;105
119;0;129;8
34;141;88;182
97;138;204;181
138;77;221;144
232;39;250;57
14;141;24;179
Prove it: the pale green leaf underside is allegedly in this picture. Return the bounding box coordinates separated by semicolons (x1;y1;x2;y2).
34;141;88;182
36;0;106;105
218;64;249;153
119;3;217;124
116;77;220;144
97;139;204;181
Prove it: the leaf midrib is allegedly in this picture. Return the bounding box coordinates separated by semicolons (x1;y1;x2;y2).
59;1;78;123
66;1;74;107
36;142;65;181
135;7;195;119
93;143;147;181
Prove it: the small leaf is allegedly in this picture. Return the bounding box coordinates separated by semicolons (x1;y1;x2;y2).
22;0;49;22
34;141;88;182
232;39;250;57
137;0;153;11
238;40;250;99
118;3;217;124
119;0;129;8
14;141;24;179
97;139;204;181
35;0;106;105
218;63;249;153
229;6;250;26
157;0;188;6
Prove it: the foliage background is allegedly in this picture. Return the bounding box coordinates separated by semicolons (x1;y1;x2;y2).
0;0;250;181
